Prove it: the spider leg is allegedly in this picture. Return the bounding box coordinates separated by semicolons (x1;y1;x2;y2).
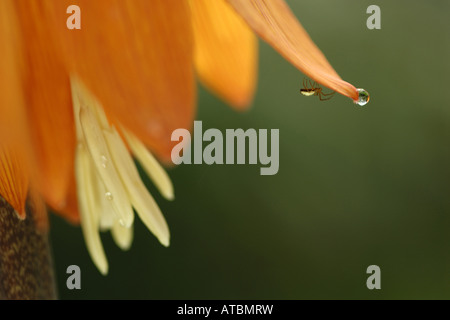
320;91;336;96
318;93;333;101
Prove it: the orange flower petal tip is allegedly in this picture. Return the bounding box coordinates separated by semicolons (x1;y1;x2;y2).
0;150;29;221
226;0;361;101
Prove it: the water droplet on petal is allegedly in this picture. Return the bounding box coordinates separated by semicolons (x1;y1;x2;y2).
105;192;113;201
355;88;370;106
101;155;108;168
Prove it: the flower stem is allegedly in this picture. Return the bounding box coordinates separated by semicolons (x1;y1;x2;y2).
0;196;57;299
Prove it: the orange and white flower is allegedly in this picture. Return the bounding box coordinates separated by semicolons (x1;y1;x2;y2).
0;0;359;274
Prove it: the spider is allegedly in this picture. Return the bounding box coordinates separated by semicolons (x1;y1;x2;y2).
300;78;335;101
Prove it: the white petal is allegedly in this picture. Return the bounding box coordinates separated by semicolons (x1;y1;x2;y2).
71;76;134;228
124;131;175;201
71;77;110;130
75;145;108;275
104;128;170;247
79;153;115;231
77;99;134;228
111;220;134;251
94;175;115;231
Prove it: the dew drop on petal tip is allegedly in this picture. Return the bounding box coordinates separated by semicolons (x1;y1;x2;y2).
354;88;370;106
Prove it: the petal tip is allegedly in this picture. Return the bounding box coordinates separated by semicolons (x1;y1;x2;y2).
161;237;170;247
14;208;26;220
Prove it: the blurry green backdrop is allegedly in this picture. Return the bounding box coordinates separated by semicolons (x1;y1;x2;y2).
50;0;450;299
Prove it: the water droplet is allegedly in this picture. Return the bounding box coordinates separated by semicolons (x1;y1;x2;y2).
105;192;113;201
101;155;108;168
355;88;370;106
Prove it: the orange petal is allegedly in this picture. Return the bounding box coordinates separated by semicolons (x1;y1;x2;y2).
58;173;80;225
0;149;29;219
28;187;49;232
0;0;27;147
45;0;195;162
226;0;358;100
190;0;258;109
14;1;76;212
0;0;29;218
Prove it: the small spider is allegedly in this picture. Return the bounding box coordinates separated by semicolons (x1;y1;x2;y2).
300;78;335;101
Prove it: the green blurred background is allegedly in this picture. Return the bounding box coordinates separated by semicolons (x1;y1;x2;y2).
50;0;450;299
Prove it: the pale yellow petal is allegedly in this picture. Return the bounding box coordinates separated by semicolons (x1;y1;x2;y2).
104;128;170;247
124;131;174;201
75;145;108;275
71;78;134;228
